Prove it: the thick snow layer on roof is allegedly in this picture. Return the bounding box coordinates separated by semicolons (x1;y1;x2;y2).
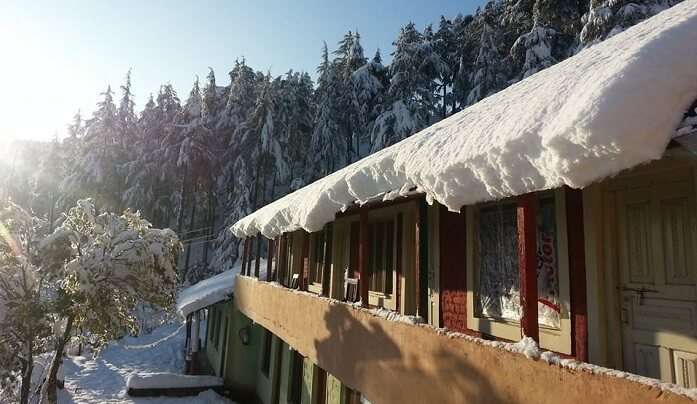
233;2;697;239
176;269;236;316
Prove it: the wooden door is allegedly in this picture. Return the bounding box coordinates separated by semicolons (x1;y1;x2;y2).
614;174;697;386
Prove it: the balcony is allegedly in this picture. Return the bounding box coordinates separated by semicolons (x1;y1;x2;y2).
234;276;694;404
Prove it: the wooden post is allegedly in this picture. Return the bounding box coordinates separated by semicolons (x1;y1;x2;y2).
301;232;310;291
415;199;428;319
359;209;370;308
246;238;254;276
254;236;262;278
241;238;249;276
267;238;274;282
321;224;333;297
278;235;287;285
395;214;403;313
517;193;539;342
566;188;588;361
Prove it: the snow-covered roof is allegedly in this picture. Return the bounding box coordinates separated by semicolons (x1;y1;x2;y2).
176;269;236;316
232;2;697;239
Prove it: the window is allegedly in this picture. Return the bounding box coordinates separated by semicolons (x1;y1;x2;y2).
337;203;415;311
280;234;294;286
261;330;272;377
368;220;395;294
288;350;303;404
467;190;571;353
309;230;327;286
476;203;520;322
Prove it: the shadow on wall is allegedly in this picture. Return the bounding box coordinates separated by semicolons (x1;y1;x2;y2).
313;303;512;404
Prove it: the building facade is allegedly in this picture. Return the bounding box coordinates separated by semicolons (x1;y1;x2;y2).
183;4;697;403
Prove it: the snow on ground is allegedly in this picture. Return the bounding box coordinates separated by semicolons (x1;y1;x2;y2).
232;1;697;239
58;321;233;404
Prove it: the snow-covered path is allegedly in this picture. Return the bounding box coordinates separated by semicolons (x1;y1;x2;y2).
58;322;232;404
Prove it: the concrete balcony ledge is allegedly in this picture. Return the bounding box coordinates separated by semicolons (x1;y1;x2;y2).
234;276;697;404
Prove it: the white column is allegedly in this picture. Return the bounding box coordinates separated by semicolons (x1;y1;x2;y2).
191;311;200;353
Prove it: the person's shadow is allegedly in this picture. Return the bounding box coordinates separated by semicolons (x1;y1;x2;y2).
314;303;512;404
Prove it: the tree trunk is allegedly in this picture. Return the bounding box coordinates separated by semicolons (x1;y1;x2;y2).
19;339;33;404
176;166;189;234
183;194;198;280
40;315;74;404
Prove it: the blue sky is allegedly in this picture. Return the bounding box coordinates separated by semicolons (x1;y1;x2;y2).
0;0;486;141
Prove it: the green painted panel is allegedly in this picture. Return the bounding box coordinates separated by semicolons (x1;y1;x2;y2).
301;358;314;404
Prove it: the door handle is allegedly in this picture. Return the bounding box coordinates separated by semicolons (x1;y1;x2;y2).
619;286;658;305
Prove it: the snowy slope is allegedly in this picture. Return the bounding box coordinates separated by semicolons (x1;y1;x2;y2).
58;322;234;404
232;1;697;239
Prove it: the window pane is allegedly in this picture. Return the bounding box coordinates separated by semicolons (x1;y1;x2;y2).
368;219;395;294
477;204;521;322
537;197;561;328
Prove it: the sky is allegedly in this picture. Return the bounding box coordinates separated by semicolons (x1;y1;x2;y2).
0;0;487;142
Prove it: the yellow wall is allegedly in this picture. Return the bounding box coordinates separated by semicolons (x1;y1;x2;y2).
235;276;694;404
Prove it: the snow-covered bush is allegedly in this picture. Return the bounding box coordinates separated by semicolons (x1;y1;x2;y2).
38;199;182;404
0;202;52;404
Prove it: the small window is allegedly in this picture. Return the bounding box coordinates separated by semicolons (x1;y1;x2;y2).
261;330;272;377
280;234;295;286
309;230;327;286
288;350;303;404
368;220;395;294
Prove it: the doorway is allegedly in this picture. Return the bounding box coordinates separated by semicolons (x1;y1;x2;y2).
609;163;697;387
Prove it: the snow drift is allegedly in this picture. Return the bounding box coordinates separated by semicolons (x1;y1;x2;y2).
232;2;697;239
126;372;223;390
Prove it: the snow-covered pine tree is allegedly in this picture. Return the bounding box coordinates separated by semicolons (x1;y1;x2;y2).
451;13;476;112
311;42;346;177
201;68;219;122
579;0;682;48
510;0;583;80
467;21;507;105
117;69;138;153
60;86;126;212
350;49;388;157
371;22;440;152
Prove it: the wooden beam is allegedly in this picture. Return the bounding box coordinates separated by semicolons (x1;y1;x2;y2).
517;193;539;342
267;238;274;282
415;199;428;319
566;188;588;361
335;193;423;218
359;209;370;307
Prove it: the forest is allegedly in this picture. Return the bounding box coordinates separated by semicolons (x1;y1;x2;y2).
0;0;681;287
